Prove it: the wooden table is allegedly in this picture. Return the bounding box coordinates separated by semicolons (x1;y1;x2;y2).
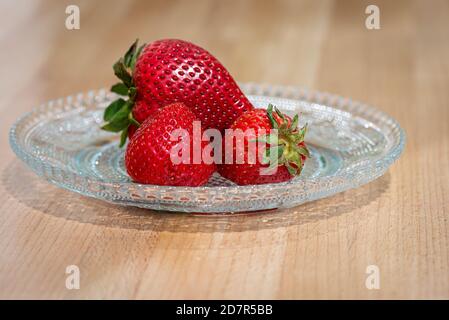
0;0;448;299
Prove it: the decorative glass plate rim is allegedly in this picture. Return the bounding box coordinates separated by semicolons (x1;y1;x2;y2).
9;83;406;199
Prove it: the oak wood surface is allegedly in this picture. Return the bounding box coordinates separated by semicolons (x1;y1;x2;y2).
0;0;448;299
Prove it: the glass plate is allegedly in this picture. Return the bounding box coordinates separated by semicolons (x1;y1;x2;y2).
9;83;405;213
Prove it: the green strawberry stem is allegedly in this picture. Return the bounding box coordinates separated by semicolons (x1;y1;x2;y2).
261;104;309;176
101;39;146;147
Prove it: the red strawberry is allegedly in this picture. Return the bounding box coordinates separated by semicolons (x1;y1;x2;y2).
218;104;309;185
102;39;254;144
125;103;215;186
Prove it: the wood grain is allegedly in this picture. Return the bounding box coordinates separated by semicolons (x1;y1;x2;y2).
0;0;448;299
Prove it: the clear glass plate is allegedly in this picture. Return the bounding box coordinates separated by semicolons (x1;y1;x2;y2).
9;83;405;213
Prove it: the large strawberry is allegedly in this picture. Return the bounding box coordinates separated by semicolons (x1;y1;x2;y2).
218;104;309;185
125;103;215;186
102;39;254;145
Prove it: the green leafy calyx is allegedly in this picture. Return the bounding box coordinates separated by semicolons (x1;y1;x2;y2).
101;39;146;147
260;104;309;176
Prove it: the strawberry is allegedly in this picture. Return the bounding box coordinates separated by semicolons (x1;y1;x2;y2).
125;103;215;186
218;104;309;185
102;39;254;145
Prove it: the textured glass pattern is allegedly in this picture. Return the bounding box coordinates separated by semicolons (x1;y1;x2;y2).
9;84;405;213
